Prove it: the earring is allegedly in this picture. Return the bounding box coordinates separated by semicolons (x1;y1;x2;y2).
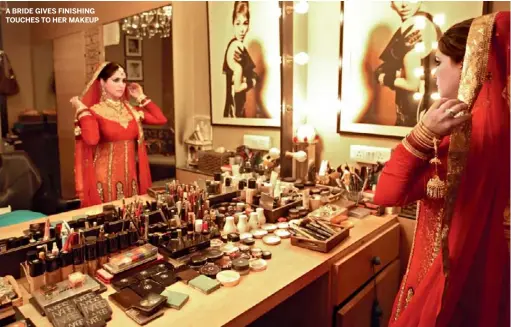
101;85;107;100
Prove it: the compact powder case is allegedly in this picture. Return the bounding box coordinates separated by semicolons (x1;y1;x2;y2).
262;251;272;260
242;238;255;246
274;229;291;239
216;270;241;287
216;257;233;270
232;258;250;276
252;229;268;239
277;222;289;229
210;238;224;248
239;245;251;253
263;235;281;245
239;232;253;241
200;263;221;279
189;255;208;270
204;249;223;262
136;270;154;281
261;224;278;233
249;259;267;272
250;248;263;258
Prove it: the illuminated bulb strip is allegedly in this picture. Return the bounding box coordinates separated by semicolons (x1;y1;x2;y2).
415;42;425;53
414;67;424;77
430;92;441;100
294;1;309;14
433;14;445;26
413;92;423;101
294;52;309;65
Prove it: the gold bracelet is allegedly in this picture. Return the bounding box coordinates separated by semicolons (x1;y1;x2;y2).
402;137;429;160
136;94;147;103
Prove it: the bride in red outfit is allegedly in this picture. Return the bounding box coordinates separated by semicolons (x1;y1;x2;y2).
374;11;509;327
71;62;167;207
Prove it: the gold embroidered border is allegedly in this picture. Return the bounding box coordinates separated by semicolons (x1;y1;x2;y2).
124;140;129;195
439;11;497;303
80;62;109;99
107;142;114;202
394;200;422;321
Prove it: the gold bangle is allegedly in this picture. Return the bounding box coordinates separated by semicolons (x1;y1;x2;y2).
136;95;147;103
402;137;429;160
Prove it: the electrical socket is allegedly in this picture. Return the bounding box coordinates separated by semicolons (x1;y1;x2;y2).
244;135;272;150
349;145;391;164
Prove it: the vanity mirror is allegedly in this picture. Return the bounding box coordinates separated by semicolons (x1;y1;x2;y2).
103;4;176;182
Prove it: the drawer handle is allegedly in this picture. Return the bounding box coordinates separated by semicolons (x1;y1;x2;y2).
371;256;381;266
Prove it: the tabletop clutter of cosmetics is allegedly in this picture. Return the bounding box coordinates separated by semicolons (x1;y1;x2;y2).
12;174;359;326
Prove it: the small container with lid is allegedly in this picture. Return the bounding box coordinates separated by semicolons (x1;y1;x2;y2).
189;254;207;271
232;258;250;276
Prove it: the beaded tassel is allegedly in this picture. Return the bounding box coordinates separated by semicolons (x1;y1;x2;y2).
427;137;446;199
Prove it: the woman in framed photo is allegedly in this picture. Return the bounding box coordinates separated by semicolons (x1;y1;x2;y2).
375;1;442;127
222;1;259;118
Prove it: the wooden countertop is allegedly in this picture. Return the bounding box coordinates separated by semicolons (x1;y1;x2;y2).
7;199;397;327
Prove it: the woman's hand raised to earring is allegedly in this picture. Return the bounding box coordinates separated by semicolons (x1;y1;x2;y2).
128;83;144;99
421;98;471;136
70;96;86;111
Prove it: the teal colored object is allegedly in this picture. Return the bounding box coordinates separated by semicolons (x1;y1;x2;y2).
0;210;47;227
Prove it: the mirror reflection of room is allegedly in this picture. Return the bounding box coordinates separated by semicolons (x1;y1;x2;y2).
101;4;176;192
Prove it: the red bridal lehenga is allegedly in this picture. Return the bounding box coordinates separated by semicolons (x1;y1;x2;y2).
374;11;510;327
74;62;167;207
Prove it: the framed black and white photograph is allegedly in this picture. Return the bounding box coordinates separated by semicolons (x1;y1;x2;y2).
125;36;142;56
126;59;143;81
207;1;282;127
338;1;486;137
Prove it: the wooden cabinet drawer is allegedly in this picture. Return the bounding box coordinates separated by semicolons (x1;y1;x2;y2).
332;223;399;306
336;259;400;327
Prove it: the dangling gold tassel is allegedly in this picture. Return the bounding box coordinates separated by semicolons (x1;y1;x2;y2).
427;137;446;199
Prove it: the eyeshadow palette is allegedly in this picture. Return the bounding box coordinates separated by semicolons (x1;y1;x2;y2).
109;288;142;312
112;277;138;290
45;292;112;327
175;269;200;284
130;279;165;298
161;290;189;310
132;293;167;316
188;275;221;294
151;271;177;287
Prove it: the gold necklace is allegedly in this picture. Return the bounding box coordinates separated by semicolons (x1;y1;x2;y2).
96;98;133;128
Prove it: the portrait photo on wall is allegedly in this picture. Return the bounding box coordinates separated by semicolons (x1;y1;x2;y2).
125;36;142;56
208;1;282;127
126;59;143;81
338;1;485;137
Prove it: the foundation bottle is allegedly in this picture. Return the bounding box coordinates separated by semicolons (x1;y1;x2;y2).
29;259;45;293
97;238;108;267
246;179;257;205
60;251;74;280
45;254;61;285
86;240;98;276
72;244;85;274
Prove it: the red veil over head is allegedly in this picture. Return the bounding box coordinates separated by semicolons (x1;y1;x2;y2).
390;11;510;327
74;62;152;207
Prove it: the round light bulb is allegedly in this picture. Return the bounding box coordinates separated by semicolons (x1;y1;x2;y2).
413;92;423;101
431;68;437;76
294;52;309;65
430;92;441;100
414;67;424;78
294;1;309;14
414;16;426;30
433;14;445;27
432;41;438;50
414;42;425;53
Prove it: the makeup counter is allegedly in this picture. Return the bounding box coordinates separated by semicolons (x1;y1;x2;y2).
0;174;400;327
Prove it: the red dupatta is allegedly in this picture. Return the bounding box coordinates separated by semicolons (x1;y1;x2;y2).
390;12;510;327
74;62;152;207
